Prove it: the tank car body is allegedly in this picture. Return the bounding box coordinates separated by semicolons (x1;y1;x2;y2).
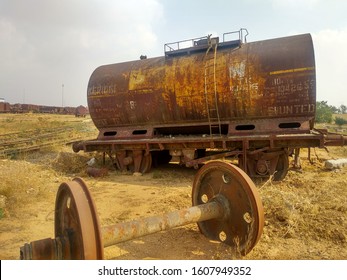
88;31;315;137
74;30;346;180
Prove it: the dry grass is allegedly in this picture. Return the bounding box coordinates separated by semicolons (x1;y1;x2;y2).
0;160;55;217
51;151;91;175
0;113;63;134
0;114;346;259
250;150;347;259
0;113;98;219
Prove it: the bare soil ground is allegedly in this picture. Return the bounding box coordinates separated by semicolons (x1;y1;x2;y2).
0;114;346;260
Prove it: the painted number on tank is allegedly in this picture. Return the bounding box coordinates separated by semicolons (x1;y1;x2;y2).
88;85;117;96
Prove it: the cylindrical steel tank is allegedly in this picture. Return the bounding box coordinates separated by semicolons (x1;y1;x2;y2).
87;33;315;137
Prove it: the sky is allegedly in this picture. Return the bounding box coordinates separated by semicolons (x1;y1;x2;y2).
0;0;346;107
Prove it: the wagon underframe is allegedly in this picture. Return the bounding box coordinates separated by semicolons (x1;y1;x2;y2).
73;129;345;181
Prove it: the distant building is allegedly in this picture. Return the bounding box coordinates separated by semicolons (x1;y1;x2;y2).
75;105;89;117
0;98;10;113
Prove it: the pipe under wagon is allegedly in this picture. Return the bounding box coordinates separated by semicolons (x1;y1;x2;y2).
73;29;347;180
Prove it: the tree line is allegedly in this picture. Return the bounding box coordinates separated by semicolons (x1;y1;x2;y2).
316;101;347;125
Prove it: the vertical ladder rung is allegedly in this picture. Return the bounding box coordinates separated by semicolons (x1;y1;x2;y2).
204;44;221;137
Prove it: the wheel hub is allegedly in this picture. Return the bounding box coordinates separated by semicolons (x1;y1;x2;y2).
192;161;264;255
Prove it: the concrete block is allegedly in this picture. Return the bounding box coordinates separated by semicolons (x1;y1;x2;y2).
325;158;347;170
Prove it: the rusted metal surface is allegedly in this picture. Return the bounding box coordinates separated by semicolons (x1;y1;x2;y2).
87;33;315;137
76;31;325;179
69;30;347;181
21;178;104;260
239;149;289;181
20;237;62;260
322;131;347;146
192;161;264;255
86;167;109;177
20;162;264;259
111;150;152;173
101;200;224;247
54;178;104;259
73;132;325;155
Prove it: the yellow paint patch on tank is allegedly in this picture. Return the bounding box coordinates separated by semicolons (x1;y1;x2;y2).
168;55;206;108
269;67;315;75
171;52;231;107
129;65;165;92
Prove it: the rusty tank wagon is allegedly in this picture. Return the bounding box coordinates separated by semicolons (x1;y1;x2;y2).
73;29;347;180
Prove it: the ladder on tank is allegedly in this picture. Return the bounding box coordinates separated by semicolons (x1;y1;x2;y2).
204;36;222;137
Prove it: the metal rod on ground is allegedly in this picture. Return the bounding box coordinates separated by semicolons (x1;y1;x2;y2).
20;198;226;260
102;200;224;247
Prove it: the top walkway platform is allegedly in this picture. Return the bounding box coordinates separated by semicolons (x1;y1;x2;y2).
164;29;248;57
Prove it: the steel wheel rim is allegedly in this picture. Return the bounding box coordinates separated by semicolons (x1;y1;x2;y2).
192;161;264;255
54;178;103;259
273;153;289;181
127;150;152;173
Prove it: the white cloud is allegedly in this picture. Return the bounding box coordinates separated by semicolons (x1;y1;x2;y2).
312;28;347;106
0;0;346;108
0;0;164;106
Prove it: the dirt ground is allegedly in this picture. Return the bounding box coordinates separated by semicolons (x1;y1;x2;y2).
0;114;346;260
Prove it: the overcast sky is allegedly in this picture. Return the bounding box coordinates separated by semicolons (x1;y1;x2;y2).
0;0;346;107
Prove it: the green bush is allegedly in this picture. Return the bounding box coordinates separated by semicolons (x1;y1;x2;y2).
315;101;333;123
335;117;347;126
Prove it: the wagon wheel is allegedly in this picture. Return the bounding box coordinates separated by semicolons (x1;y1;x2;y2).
192;161;264;255
54;178;103;259
127;150;152;173
238;152;289;181
273;153;289;181
140;153;152;173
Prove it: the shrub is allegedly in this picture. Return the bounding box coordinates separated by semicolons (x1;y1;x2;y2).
315;101;333;123
335;117;347;126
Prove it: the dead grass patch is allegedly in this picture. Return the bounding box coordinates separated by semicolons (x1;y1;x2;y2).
51;151;91;175
0;160;58;218
259;162;347;246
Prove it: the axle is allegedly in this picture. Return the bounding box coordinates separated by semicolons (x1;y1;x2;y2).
101;199;225;247
20;161;264;260
102;198;225;247
20;196;226;259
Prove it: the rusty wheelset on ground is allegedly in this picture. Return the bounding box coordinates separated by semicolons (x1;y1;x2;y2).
20;161;264;260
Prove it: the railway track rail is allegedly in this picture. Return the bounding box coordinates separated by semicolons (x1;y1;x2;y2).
0;126;85;158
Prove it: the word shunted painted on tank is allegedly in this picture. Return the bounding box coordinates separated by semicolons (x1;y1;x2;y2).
268;104;315;116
